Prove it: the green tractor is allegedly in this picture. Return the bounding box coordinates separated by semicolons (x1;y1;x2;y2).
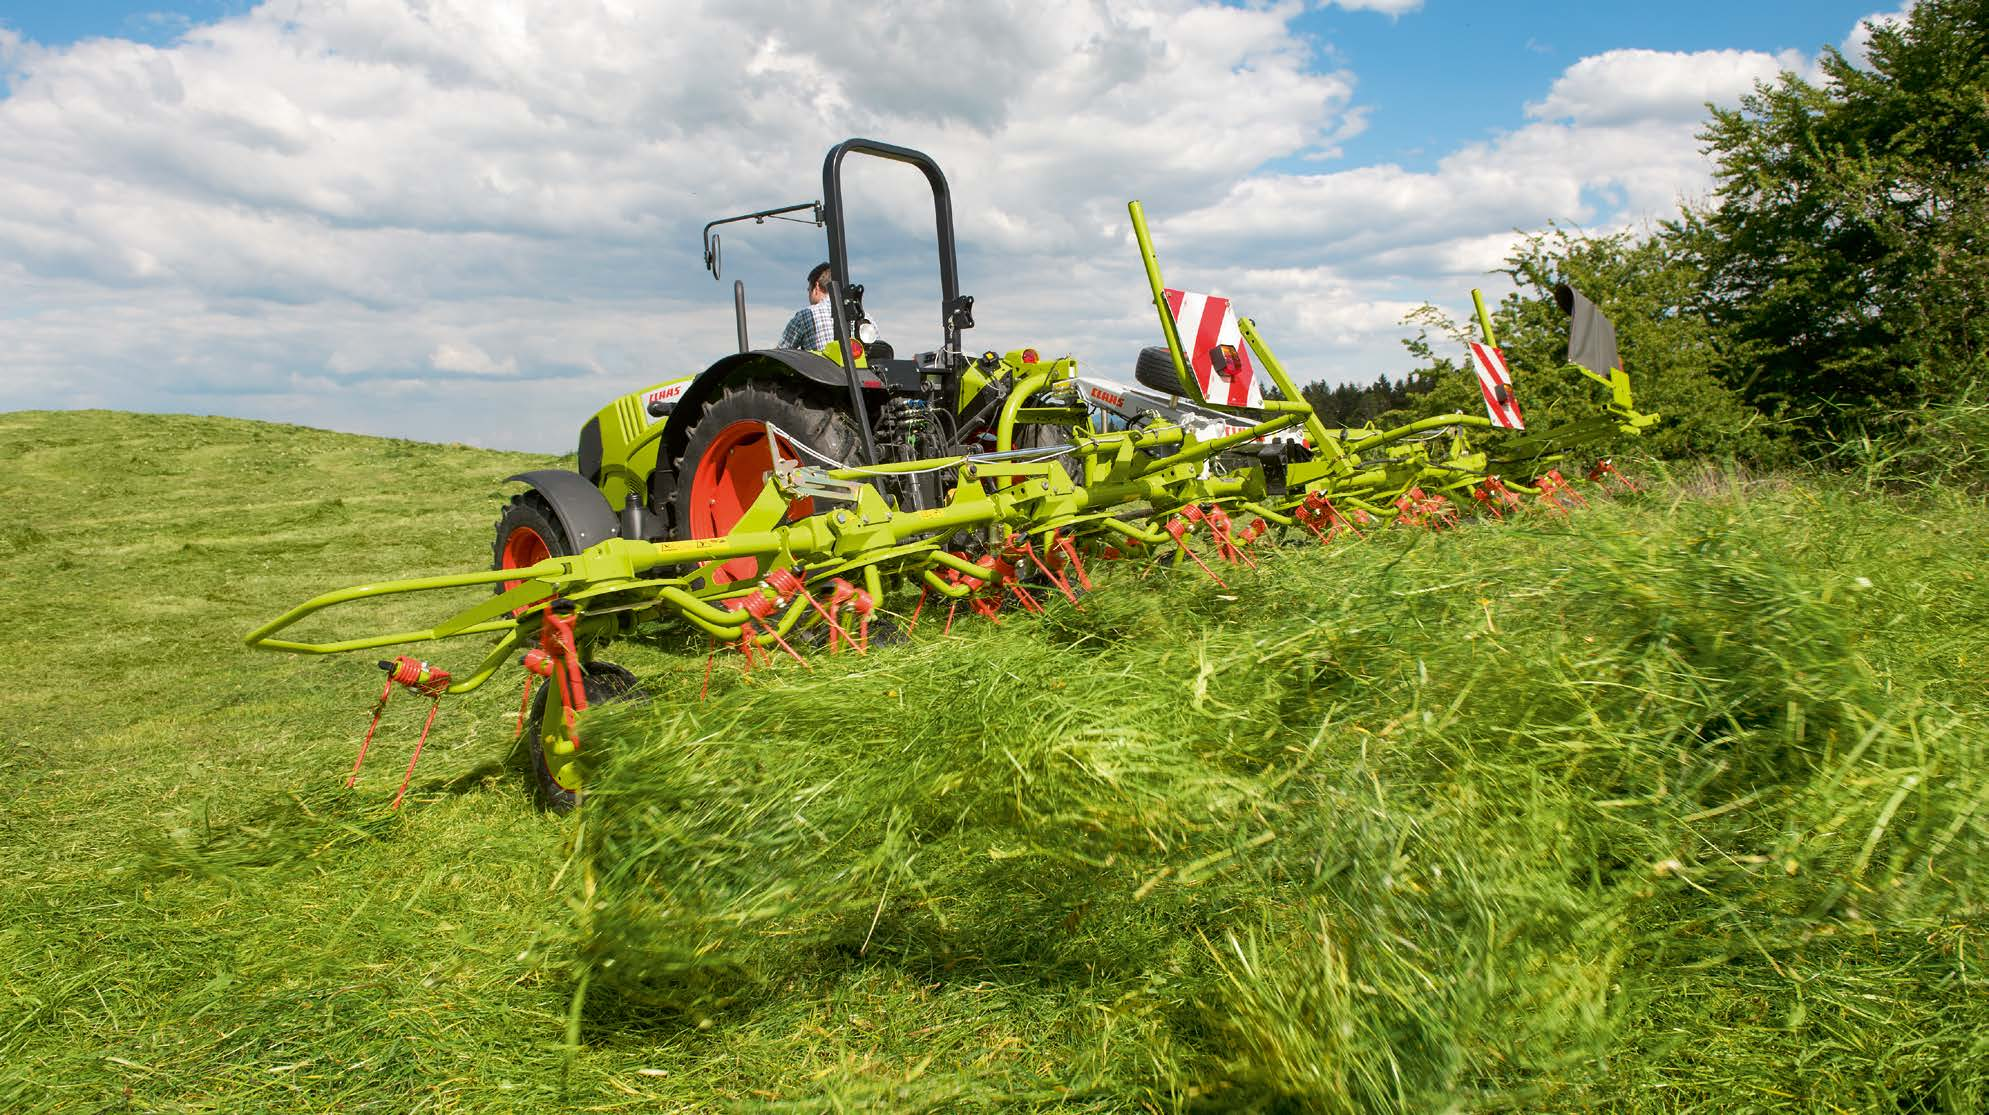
492;138;1090;596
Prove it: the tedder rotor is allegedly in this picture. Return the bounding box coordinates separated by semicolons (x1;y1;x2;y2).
246;137;1658;812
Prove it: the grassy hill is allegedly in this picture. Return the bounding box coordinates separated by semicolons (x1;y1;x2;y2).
3;409;1986;1111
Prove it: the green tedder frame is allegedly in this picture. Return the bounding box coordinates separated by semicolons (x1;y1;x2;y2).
246;139;1658;810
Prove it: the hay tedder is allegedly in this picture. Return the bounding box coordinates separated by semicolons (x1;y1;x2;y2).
245;139;1658;811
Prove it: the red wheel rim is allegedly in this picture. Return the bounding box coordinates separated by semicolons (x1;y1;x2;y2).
688;420;815;584
500;525;550;594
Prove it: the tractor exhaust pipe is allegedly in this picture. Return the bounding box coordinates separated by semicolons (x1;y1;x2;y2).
733;279;750;353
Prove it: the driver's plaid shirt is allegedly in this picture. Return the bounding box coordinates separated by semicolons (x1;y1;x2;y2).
779;301;836;350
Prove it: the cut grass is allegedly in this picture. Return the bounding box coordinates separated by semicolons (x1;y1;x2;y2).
582;466;1989;1110
3;409;1986;1111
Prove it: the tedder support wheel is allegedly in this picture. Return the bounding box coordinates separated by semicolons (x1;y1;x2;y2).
525;661;639;813
671;379;857;586
493;491;570;594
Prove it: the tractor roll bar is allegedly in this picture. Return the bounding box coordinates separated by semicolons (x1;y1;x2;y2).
820;138;970;364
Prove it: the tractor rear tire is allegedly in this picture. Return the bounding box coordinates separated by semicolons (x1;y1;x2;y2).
1013;418;1079;474
671;379;858;585
525;660;639;814
493;491;570;593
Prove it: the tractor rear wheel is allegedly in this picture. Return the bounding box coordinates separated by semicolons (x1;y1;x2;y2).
1012;418;1079;473
525;660;639;813
671;379;858;585
493;491;569;593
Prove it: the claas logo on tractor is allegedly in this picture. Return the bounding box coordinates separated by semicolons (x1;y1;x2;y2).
245;137;1661;814
643;378;690;418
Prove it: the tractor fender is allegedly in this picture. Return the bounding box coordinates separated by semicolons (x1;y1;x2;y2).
504;469;621;552
659;348;882;477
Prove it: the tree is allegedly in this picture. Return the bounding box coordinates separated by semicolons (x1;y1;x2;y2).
1326;2;1987;462
1296;371;1432;429
1396;226;1766;460
1684;0;1989;431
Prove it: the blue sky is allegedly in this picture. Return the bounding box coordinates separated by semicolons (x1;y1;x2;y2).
1307;0;1882;169
0;0;1910;450
0;0;249;46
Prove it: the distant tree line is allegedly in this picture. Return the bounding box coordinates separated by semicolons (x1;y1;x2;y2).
1297;373;1435;428
1306;0;1987;467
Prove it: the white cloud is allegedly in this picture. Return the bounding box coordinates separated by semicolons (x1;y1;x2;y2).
0;0;1885;450
1527;47;1805;126
428;341;519;377
1146;37;1874;318
1327;0;1424;13
0;0;1369;447
1150;110;1713;277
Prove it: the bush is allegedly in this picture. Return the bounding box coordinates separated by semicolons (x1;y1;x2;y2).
1831;386;1989;492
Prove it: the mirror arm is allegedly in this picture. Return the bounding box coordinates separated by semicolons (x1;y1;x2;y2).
700;201;825;280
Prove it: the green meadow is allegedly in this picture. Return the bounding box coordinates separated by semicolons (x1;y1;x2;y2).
4;408;1985;1111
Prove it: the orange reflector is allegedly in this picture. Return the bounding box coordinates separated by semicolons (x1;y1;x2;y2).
1021;348;1039;364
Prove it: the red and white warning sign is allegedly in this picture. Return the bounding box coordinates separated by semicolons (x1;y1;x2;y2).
1467;342;1524;429
1162;288;1261;408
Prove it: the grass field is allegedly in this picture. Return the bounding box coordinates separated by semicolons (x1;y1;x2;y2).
3;408;1986;1112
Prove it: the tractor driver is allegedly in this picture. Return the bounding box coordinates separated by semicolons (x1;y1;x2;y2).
778;262;837;351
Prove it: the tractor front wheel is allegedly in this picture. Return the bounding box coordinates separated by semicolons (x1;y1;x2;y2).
524;660;639;813
493;491;570;594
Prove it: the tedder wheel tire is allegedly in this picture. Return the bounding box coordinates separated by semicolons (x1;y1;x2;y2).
862;612;904;648
525;661;639;813
1133;345;1192;397
493;491;571;594
671;379;858;586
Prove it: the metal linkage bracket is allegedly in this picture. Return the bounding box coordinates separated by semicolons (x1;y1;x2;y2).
775;459;866;503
